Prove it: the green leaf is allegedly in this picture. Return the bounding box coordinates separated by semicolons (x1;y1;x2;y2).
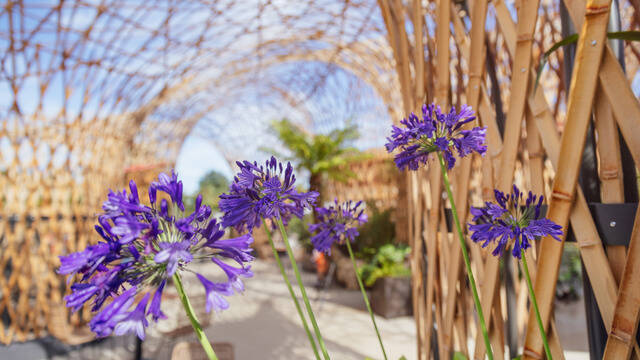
264;118;365;187
398;357;408;360
606;30;640;41
534;33;578;93
453;351;468;360
534;31;640;94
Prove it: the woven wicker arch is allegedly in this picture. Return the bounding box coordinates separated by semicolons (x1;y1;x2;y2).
2;1;640;358
0;0;397;343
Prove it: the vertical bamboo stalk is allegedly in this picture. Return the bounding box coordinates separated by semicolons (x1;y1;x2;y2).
523;1;612;358
410;2;428;356
594;83;627;284
413;0;425;104
474;0;542;357
411;171;426;360
433;1;455;357
424;165;443;359
434;0;450;105
522;10;621;341
377;0;413;115
492;0;634;356
466;0;489;109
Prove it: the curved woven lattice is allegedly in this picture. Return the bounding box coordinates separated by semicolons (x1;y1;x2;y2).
0;0;398;343
2;0;640;356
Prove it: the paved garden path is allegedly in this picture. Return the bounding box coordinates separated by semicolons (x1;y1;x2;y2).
144;258;417;360
0;258;589;360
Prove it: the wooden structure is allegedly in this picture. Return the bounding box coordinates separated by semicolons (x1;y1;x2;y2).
322;150;408;243
1;1;640;359
377;0;640;359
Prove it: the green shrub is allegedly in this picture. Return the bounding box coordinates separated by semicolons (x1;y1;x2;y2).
351;201;396;262
359;244;411;287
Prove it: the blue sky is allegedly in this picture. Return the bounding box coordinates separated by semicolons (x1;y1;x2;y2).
175;135;234;195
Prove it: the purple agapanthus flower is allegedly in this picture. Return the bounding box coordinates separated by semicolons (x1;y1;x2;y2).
219;156;318;232
468;185;563;258
308;199;368;254
385;103;487;170
58;171;254;339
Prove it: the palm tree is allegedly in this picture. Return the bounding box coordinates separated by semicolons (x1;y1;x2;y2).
264;118;367;205
264;119;369;284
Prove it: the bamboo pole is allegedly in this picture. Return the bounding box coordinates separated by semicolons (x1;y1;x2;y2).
434;1;457;357
473;1;542;358
562;0;640;168
523;1;612;357
489;1;629;357
410;2;428;356
594;83;627;284
413;0;425;105
597;51;640;168
425;161;444;358
603;209;640;359
377;0;412;115
491;0;636;356
391;0;415;112
442;4;504;358
465;0;488;109
450;6;515;357
434;0;450;105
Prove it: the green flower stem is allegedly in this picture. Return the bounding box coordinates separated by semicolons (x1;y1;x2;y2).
436;152;494;360
261;218;321;360
521;250;552;360
345;240;388;360
275;215;331;360
172;273;218;360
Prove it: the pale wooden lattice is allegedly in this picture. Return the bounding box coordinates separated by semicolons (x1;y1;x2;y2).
2;1;640;358
380;0;640;359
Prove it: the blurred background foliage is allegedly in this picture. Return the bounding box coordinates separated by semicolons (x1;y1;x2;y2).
262;118;369;203
359;243;411;287
184;170;230;214
351;201;396;262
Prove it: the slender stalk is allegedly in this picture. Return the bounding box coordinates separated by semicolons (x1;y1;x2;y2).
275;215;331;360
436;152;494;360
172;273;218;360
521;250;552;360
345;240;388;360
261;218;321;360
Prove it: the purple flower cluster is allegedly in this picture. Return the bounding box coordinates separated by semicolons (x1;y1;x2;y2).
309;199;368;254
469;185;563;258
58;171;253;339
385;103;487;170
219;156;319;231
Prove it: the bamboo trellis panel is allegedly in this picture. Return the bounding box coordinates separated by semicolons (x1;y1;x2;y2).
1;0;640;356
377;0;640;359
322;150;401;211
